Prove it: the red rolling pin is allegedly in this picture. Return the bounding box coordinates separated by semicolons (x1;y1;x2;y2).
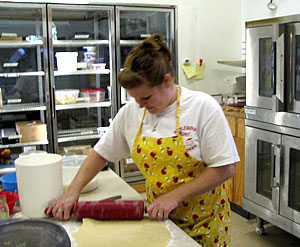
72;200;145;221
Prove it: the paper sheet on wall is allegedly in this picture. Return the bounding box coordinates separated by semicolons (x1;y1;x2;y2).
194;62;205;80
181;63;197;79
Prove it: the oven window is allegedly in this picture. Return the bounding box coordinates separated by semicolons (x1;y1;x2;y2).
295;36;300;101
256;140;272;199
289;148;300;211
259;38;273;98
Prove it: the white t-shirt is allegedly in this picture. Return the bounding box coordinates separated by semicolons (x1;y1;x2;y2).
94;86;240;167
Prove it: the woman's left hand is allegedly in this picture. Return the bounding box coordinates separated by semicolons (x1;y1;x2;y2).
146;193;179;220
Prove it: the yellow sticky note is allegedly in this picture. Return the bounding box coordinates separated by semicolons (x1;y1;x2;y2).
181;63;197;79
195;62;205;80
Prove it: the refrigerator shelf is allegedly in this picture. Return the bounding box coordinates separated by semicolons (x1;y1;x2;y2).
0;103;46;113
58;134;100;143
0;140;49;149
120;40;143;46
0;72;45;78
55;101;111;111
0;40;43;48
53;40;109;47
54;69;110;76
57;127;100;143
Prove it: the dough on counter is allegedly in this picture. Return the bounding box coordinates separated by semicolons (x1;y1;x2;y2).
73;217;171;247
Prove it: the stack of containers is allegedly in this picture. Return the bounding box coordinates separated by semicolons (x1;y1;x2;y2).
83;46;96;70
80;89;105;102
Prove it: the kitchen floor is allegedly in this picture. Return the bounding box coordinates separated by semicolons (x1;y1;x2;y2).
139;192;300;246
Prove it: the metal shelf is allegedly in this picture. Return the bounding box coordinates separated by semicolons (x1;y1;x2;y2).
217;60;246;68
53;40;110;47
58;127;101;143
0;40;43;48
54;69;110;76
56;101;111;110
0;71;45;78
120;40;143;46
0;140;49;149
0;103;46;113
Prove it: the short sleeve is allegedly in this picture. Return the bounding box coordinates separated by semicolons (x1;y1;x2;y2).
200;108;240;167
94;107;131;162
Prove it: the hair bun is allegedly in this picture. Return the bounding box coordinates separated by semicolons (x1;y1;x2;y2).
140;41;157;50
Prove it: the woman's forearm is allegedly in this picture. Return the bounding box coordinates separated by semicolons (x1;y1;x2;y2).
67;149;107;194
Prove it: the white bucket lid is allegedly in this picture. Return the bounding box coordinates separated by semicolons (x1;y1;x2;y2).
55;52;78;57
15;153;62;167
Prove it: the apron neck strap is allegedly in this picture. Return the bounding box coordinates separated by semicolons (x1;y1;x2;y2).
138;84;181;135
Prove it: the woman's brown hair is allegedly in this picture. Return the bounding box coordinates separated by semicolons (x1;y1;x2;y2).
117;33;174;89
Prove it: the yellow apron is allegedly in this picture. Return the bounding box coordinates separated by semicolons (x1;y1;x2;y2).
131;86;231;247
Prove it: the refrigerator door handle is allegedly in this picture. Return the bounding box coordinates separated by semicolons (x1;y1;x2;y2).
271;144;281;188
276;33;285;103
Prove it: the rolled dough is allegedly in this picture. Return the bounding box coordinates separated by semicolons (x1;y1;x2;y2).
73;217;171;247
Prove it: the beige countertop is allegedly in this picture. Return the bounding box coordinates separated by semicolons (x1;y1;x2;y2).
14;168;200;247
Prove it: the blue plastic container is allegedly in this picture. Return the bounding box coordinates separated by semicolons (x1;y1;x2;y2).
0;172;18;192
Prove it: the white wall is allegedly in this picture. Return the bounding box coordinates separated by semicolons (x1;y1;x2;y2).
242;0;300;22
1;0;244;95
189;0;243;95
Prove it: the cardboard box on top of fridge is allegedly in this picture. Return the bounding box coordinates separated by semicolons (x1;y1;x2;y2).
15;120;47;143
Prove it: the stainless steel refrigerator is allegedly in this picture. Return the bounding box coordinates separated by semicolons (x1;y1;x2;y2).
0;2;177;181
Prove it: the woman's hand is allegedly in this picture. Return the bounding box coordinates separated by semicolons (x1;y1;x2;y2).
146;193;179;220
45;189;80;221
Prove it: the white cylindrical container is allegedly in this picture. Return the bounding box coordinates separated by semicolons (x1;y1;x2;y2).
55;52;78;72
15;153;63;218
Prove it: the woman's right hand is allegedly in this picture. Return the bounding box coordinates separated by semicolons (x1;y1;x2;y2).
45;189;80;221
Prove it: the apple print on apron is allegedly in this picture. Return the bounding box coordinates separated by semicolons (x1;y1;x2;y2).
131;86;231;246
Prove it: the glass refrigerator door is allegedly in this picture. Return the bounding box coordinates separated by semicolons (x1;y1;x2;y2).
244;126;281;213
47;4;116;155
246;25;275;110
280;135;300;224
0;3;51;164
116;6;175;104
115;6;175;182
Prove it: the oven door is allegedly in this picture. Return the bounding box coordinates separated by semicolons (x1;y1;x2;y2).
244;126;281;213
280;135;300;224
286;22;300;114
246;25;275;110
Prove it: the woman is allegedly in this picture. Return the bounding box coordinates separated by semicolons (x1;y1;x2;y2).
46;33;238;247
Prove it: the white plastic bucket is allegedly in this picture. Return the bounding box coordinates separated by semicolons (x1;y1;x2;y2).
55;52;78;72
15;153;63;218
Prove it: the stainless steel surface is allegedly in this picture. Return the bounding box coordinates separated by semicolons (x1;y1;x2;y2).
246;25;274;110
276;33;284;103
244;14;300;239
244;126;281;213
245;106;300;130
243;198;300;239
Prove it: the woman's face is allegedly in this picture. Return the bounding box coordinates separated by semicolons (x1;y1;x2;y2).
127;81;174;114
